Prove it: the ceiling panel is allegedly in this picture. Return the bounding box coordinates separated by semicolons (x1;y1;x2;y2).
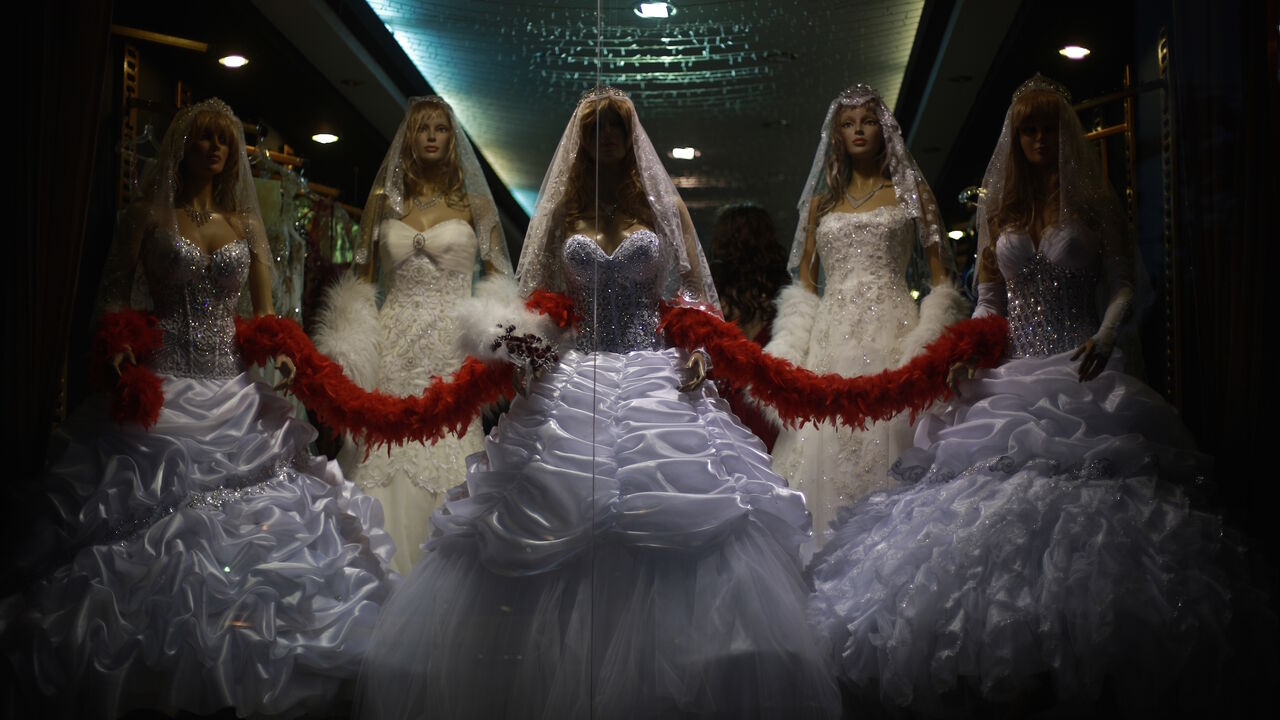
366;0;925;234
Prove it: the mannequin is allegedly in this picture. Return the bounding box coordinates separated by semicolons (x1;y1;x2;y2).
314;96;511;573
768;84;967;549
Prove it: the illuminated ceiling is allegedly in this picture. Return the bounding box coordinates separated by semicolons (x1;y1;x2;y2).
366;0;925;227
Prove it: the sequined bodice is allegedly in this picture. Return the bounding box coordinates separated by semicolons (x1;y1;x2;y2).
563;230;667;353
143;228;251;378
816;206;914;288
998;227;1100;357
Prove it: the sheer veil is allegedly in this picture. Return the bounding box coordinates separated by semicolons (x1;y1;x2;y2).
788;84;950;290
352;95;512;293
515;86;720;311
98;97;270;315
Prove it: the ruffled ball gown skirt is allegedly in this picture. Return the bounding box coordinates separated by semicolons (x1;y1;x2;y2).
808;351;1272;716
5;370;396;718
356;348;840;719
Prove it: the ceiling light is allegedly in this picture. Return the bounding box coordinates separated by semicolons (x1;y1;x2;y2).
218;54;249;68
947;230;965;240
670;147;699;160
634;2;676;19
312;133;339;144
1058;45;1091;60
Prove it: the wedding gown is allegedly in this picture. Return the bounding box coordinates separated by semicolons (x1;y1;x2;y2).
807;223;1257;715
339;217;485;573
5;226;395;718
771;205;921;543
356;229;840;719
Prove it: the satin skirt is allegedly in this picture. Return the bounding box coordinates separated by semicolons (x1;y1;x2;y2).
7;372;395;719
356;348;840;719
808;351;1266;715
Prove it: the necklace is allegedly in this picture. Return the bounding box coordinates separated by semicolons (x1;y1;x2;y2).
412;193;444;210
182;205;214;227
844;181;887;210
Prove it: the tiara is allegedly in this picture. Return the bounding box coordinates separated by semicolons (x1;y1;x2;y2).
579;85;629;103
1012;73;1071;103
177;97;236;122
409;94;452;110
836;83;882;106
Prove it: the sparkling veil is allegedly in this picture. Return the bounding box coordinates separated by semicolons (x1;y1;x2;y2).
787;84;950;290
515;86;720;311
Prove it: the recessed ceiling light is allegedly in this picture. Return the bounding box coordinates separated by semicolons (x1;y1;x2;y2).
670;147;699;160
312;133;339;144
1059;45;1091;60
947;230;965;240
634;2;676;19
218;55;249;69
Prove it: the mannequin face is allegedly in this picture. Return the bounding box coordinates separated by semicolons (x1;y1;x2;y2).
413;109;453;165
836;104;884;162
583;106;628;164
183;118;231;179
1017;114;1058;168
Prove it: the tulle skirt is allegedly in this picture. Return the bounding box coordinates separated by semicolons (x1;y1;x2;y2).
808;351;1270;716
5;371;395;719
356;348;840;719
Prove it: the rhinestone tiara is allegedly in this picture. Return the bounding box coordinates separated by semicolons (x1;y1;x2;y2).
1012;73;1071;103
837;83;882;106
579;85;629;103
409;94;452;110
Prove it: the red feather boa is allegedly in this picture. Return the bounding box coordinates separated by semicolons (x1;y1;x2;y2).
89;309;165;428
235;314;514;450
658;304;1008;430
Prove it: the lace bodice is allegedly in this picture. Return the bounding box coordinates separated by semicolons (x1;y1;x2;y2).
562;230;670;353
143;228;251;378
997;225;1101;357
816;206;914;291
377;219;478;395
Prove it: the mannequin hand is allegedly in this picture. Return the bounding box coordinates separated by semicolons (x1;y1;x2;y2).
946;360;977;392
273;354;297;391
1070;337;1111;382
110;345;137;379
679;351;708;392
513;360;535;398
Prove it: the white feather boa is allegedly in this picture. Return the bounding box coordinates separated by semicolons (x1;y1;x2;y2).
455;274;570;363
897;282;971;365
763;284;820;367
312;274;381;391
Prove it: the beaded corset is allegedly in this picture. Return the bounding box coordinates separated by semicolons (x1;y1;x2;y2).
1005;252;1099;357
144;228;250;378
562;230;667;353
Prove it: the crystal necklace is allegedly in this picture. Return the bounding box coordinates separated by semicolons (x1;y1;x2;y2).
844;181;888;210
412;193;444;210
182;204;214;227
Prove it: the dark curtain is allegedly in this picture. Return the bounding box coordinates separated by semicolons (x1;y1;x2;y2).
1171;0;1278;550
7;2;113;480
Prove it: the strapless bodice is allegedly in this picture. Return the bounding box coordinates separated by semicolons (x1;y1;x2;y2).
562;230;670;353
143;227;251;378
815;205;914;285
997;225;1101;357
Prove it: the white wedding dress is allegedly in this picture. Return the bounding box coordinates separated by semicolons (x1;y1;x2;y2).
355;229;840;719
5;226;395;718
339;217;486;573
807;223;1263;715
771;205;921;544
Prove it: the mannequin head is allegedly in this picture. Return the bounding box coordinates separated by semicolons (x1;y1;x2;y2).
401;98;466;205
565;92;652;229
817;98;893;216
178;109;241;210
990;87;1066;235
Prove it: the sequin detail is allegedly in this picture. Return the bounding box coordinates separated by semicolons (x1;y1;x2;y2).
103;459;296;543
145;228;251;378
1005;252;1099;357
563;231;667;353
